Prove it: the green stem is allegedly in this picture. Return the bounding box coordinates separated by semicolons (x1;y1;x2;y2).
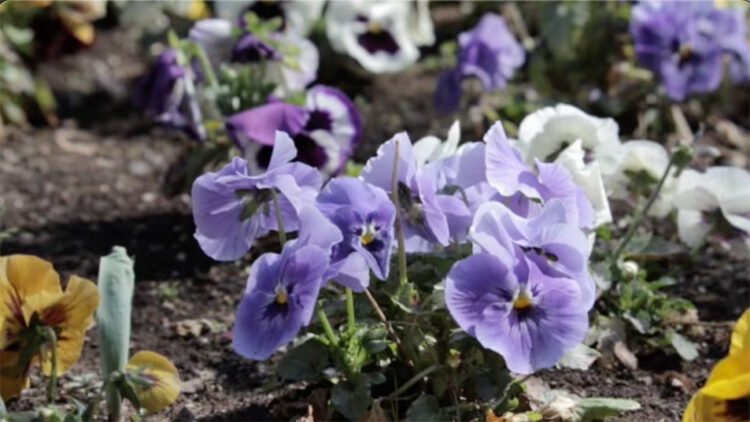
43;326;58;403
390;139;408;286
270;190;287;245
345;288;356;335
192;43;219;88
316;303;339;347
385;364;441;400
611;157;674;263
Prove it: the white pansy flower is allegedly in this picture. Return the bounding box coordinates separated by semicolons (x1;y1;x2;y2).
674;167;750;248
265;33;319;97
188;19;234;68
413;121;461;165
607;140;676;218
518;104;621;174
407;0;435;47
325;0;420;73
214;0;324;35
553;140;613;226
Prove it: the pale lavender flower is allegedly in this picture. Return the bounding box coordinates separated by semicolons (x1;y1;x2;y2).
361;133;454;251
317;177;396;291
435;14;525;113
445;247;588;374
484;123;595;230
233;206;342;360
192;131;321;261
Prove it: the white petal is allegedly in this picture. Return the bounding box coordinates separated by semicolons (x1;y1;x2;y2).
677;210;711;247
413;136;442;166
674;169;720;212
555;140;613;226
406;0;435;46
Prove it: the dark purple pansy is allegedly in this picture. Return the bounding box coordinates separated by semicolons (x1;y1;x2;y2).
228;85;362;176
317;177;396;291
630;0;749;101
232;33;282;62
233;206;342;360
134;49;206;140
435;13;525;113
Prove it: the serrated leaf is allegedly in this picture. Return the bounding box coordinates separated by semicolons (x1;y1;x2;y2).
575;398;640;421
668;330;698;361
557;344;601;370
275;339;329;382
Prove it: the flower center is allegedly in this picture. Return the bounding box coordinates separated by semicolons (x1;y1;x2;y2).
367;21;383;34
513;289;534;311
360;223;377;246
275;285;288;305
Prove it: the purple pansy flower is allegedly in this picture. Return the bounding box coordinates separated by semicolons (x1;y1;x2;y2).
229;85;362;176
445;200;590;374
191;131;322;261
435;14;525;113
232;33;282;62
630;0;749;101
317;177;396;291
484;123;595;230
445;252;589;374
134;49;206;140
361;133;456;251
233;206;342;360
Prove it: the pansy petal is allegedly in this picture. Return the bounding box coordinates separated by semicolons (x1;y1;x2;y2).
127;350;181;413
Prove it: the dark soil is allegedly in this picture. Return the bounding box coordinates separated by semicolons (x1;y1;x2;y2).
2;23;749;422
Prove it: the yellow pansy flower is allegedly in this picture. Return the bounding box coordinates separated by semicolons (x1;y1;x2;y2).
683;308;750;422
55;1;107;45
126;350;181;413
0;255;99;400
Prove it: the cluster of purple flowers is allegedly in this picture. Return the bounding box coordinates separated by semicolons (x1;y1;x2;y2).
191;121;594;373
630;0;750;101
134;10;362;177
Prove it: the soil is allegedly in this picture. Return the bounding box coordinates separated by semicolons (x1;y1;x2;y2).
2;22;749;422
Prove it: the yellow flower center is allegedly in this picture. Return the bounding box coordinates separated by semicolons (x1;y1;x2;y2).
367;21;382;34
361;231;375;246
275;285;288;305
513;290;533;311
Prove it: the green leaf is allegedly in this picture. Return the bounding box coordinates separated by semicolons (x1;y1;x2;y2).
331;378;372;421
667;330;698;361
405;394;445;422
275;339;329;382
96;247;135;421
575;398;640;421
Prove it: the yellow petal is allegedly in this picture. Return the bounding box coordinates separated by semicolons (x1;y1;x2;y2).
127;351;181;413
0;255;62;347
682;395;697;422
1;255;62;303
186;0;210;20
63;21;95;45
39;328;86;376
0;349;30;401
707;346;750;387
702;370;750;401
41;276;99;331
730;308;750;356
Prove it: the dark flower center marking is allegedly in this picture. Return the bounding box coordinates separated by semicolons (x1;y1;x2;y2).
236;188;274;221
355;16;399;55
246;0;286;30
521;246;558;263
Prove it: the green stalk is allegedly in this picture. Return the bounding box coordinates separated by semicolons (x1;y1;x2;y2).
270;190;287;245
192;43;219;88
611;158;674;263
390;139;408;286
345;288;356;335
385;364;441;400
43;326;58;403
316;303;339;347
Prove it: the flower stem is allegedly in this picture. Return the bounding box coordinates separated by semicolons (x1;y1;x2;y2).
364;289;412;367
390;139;408;286
316;303;339;347
611;157;675;263
270;189;287;245
345;288;356;335
385;364;441;400
43;326;58;403
192;43;219;88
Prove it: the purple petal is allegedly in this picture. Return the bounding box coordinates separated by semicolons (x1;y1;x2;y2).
227;102;309;151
